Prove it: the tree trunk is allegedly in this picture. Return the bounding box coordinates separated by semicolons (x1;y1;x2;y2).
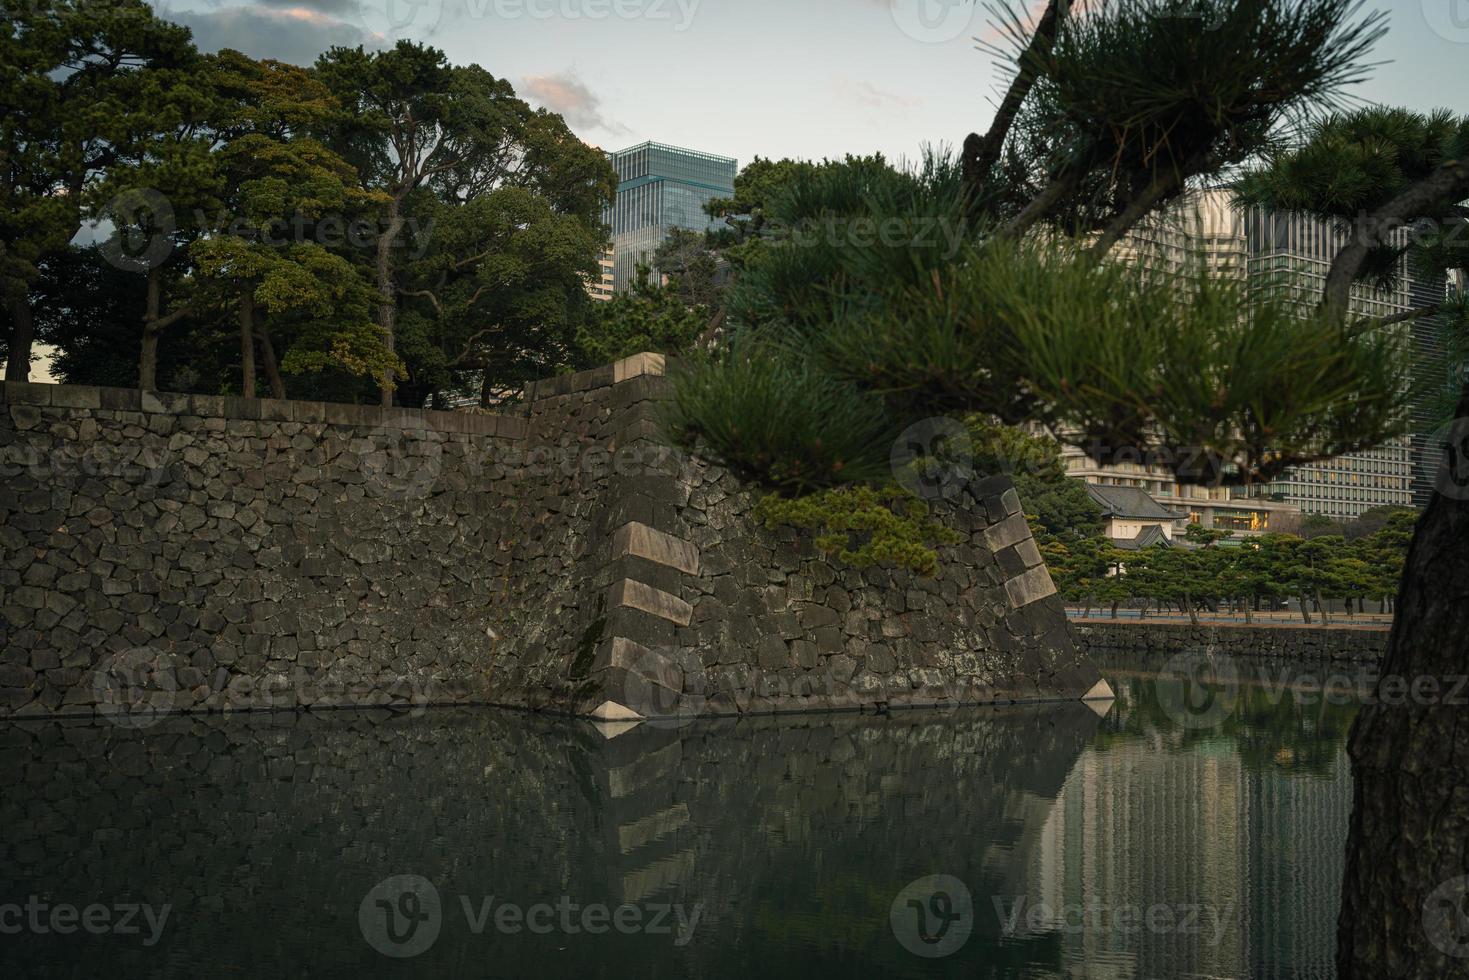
140;268;163;391
1337;385;1469;976
1299;596;1313;624
1183;594;1200;627
1110;600;1119;620
1243;601;1254;625
239;286;256;397
479;366;493;409
139;326;160;392
5;293;35;382
256;322;285;400
1316;589;1330;626
376;197;406;407
138;267;191;391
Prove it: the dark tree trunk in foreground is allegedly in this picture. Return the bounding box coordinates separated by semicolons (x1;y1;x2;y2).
5;293;35;382
1337;387;1469;977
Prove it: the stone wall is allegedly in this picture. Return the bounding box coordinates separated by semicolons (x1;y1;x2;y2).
1071;620;1388;663
0;380;534;721
0;355;1106;721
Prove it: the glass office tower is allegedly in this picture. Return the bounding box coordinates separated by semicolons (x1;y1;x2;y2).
1080;189;1449;520
605;142;737;293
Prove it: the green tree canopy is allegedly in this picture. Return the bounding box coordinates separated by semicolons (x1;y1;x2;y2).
2;0;200;381
316;41;616;406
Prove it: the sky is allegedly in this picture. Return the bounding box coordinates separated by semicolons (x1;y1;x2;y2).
151;0;1469;168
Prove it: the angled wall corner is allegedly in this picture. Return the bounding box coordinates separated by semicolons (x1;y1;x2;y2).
550;357;1105;720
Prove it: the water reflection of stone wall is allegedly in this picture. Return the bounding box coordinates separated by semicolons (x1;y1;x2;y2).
0;704;1103;979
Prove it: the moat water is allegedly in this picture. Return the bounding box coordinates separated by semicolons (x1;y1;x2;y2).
0;653;1361;978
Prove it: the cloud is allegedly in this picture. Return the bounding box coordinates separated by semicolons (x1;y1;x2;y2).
255;0;364;14
521;70;630;137
171;5;376;66
844;79;922;111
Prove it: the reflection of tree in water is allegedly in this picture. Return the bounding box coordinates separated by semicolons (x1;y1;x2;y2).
1093;658;1361;778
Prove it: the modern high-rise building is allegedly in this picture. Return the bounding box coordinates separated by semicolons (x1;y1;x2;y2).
1064;188;1453;522
1032;709;1354;978
1238;202;1446;518
604;142;737;293
587;248;615;303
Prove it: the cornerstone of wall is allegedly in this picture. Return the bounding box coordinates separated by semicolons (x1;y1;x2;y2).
0;355;1110;722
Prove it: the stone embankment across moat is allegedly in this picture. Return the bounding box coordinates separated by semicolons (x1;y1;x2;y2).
1071;620;1388;664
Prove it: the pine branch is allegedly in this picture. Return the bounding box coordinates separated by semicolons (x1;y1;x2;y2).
147;306;191;332
1001;167;1081;238
1355;305;1445;331
963;0;1068;207
1321;158;1469;322
447;327;497;367
398;288;443;316
1087;150;1220;260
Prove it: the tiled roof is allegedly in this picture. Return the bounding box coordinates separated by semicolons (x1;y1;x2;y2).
1110;525;1174;551
1087;484;1186;521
